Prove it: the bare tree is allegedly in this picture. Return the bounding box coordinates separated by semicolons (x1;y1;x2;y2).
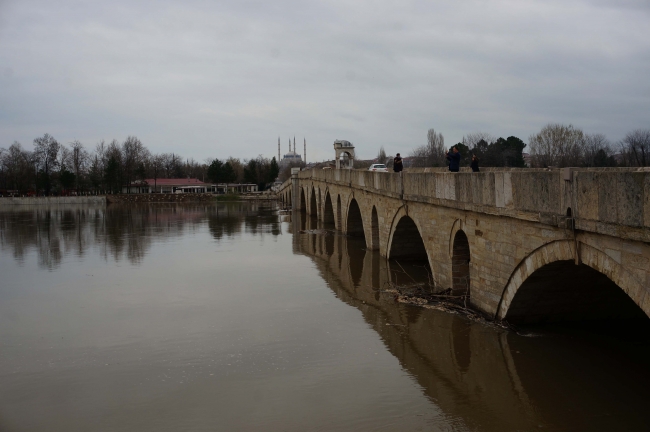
104;140;123;193
528;124;585;167
121;136;146;193
582;133;616;167
70;140;89;192
462;132;495;149
619;129;650;167
33;133;60;195
227;157;244;183
149;154;165;192
1;142;34;193
377;146;388;165
410;128;446;167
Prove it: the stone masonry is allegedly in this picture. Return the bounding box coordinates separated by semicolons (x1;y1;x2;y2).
277;167;650;321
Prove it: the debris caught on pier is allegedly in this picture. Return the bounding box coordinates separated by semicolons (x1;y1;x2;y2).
382;281;513;331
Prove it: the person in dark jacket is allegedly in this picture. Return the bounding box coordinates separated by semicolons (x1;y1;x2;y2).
470;154;480;172
393;153;403;173
446;147;461;172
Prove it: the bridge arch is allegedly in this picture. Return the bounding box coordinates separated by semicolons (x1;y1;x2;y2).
310;186;318;217
452;229;471;297
299;188;306;212
323;191;335;225
386;208;429;265
370;206;379;251
346;198;365;243
497;240;649;324
336;195;342;230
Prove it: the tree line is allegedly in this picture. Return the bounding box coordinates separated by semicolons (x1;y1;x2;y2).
407;125;650;169
0;134;281;196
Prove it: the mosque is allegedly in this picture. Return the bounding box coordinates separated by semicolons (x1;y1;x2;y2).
278;137;305;168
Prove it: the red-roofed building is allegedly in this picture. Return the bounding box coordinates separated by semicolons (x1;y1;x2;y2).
123;179;258;194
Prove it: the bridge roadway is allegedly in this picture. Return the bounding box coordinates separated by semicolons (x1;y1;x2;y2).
277;167;650;323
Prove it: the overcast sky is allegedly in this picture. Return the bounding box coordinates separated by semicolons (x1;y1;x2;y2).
1;0;648;162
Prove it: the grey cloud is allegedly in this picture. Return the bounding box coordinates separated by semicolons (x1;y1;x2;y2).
1;0;648;162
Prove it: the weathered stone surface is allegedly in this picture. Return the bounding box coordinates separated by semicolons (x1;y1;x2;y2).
277;168;650;321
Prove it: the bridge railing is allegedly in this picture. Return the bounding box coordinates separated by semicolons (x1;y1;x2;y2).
299;168;650;237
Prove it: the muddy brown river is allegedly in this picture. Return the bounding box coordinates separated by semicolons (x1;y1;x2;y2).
1;202;649;431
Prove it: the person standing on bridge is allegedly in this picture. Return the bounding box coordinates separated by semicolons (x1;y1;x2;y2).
447;147;461;172
393;153;403;173
471;154;480;172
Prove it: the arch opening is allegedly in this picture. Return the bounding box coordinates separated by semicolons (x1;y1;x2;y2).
323;192;335;225
300;188;306;212
310;187;318;217
346;199;365;244
371;206;379;251
452;230;470;297
505;261;648;325
336;195;342;229
388;216;431;286
389;216;427;263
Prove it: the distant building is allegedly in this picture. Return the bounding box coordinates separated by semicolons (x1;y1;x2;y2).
123;178;258;194
278;136;306;168
333;140;355;169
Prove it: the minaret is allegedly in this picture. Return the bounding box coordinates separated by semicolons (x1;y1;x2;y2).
278;137;280;162
293;136;296;153
304;138;306;164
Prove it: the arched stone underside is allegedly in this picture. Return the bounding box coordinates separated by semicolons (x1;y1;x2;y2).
310;186;318;217
299;188;306;212
388;215;428;263
336;195;342;230
323;191;335;225
452;230;470;297
346;199;365;241
497;240;649;324
371;206;380;251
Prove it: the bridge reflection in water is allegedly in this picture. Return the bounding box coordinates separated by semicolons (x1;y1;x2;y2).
285;209;650;431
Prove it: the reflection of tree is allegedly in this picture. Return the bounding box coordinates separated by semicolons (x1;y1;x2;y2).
0;202;281;269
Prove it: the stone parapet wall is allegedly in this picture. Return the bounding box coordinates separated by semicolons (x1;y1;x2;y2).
298;168;650;242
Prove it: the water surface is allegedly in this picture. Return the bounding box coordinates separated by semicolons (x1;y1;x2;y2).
1;203;649;431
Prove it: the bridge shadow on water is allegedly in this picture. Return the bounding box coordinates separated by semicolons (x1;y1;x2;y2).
286;209;650;432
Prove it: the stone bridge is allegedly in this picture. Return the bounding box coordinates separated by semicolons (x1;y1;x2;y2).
277;167;650;323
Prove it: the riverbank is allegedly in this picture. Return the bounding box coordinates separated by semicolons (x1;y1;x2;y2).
0;196;106;207
0;193;279;206
106;193;276;203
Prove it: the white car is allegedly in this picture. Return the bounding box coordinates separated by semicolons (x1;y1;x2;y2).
368;164;389;172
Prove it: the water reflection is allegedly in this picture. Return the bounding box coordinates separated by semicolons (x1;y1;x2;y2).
291;210;650;431
0;202;280;269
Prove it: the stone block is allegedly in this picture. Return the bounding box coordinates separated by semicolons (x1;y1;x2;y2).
482;173;496;206
597;173;618;223
495;172;505;208
575;171;599;220
616;172;644;227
